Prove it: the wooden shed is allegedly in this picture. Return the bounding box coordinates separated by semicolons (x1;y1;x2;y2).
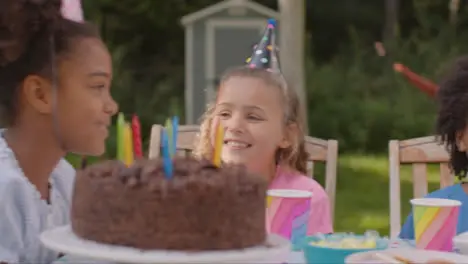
181;0;279;124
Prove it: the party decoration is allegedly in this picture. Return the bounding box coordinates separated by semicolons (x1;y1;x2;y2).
394;63;438;98
373;42;438;98
131;115;143;158
245;18;281;72
411;198;461;251
266;189;312;247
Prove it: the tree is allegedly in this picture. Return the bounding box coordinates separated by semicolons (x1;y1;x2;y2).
384;0;399;47
449;0;460;25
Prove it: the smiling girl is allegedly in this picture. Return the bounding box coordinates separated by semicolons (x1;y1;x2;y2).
0;0;117;262
195;19;333;235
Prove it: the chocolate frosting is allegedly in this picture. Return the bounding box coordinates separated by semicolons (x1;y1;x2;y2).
71;157;268;250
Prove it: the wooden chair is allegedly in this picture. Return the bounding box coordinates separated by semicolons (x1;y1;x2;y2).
389;136;452;238
304;136;338;222
148;124;338;223
148;125;199;158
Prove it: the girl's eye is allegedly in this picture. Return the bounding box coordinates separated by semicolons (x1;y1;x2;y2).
218;111;231;118
247;114;262;121
91;84;105;90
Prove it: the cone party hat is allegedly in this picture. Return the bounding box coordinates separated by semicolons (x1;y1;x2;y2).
245;18;281;73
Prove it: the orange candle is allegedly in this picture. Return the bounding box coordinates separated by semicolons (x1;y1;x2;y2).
212;121;224;167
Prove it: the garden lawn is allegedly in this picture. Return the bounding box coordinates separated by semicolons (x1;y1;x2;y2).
312;154;443;236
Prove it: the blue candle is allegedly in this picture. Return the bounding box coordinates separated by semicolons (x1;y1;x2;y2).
161;129;173;179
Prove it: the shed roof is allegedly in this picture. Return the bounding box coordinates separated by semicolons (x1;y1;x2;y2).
181;0;279;26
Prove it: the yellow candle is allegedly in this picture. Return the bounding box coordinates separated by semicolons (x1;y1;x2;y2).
212;122;224;167
124;122;134;166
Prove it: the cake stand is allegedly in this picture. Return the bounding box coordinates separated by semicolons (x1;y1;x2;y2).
41;226;292;264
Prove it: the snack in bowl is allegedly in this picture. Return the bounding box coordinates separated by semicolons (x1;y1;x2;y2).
303;231;388;264
309;231;381;249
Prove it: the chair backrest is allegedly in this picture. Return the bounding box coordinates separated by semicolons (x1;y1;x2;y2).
304;136;338;222
389;136;452;238
148;124;338;223
148;124;199;159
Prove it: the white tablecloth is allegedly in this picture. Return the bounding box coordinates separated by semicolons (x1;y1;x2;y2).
288;251;306;263
53;240;417;263
54;251;306;264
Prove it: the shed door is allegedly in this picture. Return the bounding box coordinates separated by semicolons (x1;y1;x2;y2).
205;19;266;102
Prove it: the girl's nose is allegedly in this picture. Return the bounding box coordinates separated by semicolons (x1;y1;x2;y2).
105;95;119;116
224;114;245;134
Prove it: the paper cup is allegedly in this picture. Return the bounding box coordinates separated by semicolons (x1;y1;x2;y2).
411;198;461;251
266;189;312;247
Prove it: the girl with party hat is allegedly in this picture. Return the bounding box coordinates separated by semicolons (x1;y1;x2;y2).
195;19;333;235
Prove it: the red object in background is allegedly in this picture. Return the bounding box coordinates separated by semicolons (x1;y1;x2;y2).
393;63;439;98
131;114;143;158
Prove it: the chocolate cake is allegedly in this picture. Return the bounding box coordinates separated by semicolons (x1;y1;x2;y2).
71;157;268;251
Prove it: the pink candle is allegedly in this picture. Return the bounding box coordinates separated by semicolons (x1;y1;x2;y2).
131;115;143;158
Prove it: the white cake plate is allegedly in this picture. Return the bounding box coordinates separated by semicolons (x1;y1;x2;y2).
41;225;291;264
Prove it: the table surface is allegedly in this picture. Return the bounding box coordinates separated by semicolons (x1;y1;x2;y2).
53;239;416;263
55;251;307;264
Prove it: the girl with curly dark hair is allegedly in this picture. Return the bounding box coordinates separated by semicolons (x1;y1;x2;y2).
399;56;468;239
0;0;118;262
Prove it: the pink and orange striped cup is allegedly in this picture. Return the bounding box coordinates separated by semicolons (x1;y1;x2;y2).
411;198;461;252
266;189;313;246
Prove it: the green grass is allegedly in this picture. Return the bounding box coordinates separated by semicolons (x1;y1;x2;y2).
66;153;446;236
312;154;443;236
66;154;102;168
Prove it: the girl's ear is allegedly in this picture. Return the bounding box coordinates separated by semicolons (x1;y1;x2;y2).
456;130;467;152
22;74;53;114
279;122;297;149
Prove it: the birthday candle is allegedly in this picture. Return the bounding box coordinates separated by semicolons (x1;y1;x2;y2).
131;114;143;158
161;129;173;179
165;118;173;158
116;113;125;162
172;116;179;158
212;121;224;167
123;122;134;166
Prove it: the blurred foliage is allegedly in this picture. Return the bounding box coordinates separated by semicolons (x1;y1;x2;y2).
69;0;468;159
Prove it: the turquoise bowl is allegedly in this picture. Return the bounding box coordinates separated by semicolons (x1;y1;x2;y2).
302;235;388;264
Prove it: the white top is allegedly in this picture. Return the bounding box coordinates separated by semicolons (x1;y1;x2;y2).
0;130;76;263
